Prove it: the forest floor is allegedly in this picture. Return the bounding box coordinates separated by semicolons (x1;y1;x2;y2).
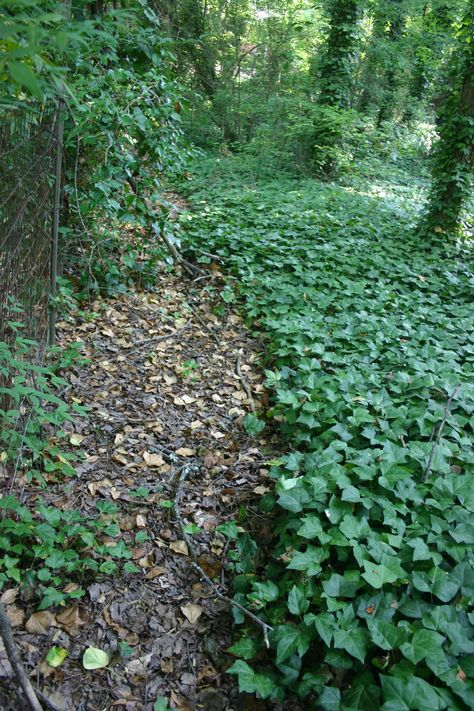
0;255;282;710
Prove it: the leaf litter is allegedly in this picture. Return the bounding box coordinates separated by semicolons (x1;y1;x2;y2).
0;265;278;711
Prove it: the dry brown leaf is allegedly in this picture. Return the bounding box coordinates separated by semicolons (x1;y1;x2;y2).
0;589;18;605
181;394;196;404
190;420;203;430
175;447;195;457
138;555;153;568
56;606;87;635
112;453;128;465
142;451;164;467
145;566;166;580
170;540;189;556
180;603;203;624
26;611;56;635
6;605;24;628
136;514;147;528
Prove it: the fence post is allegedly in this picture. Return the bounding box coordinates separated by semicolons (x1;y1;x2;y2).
49;100;64;346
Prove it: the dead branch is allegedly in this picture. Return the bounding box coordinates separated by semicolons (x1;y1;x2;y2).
236;351;256;415
187;302;220;344
35;688;64;711
424;384;461;480
173;464;272;647
0;603;43;711
109;321;191;357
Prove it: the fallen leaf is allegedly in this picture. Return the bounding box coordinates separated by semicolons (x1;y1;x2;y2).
175;448;195;457
181;394;196;404
136;514;147;528
46;646;68;668
56;606;87;635
82;647;110;670
170;540;189;556
26;611;56;635
0;589;17;605
6;605;24;628
180;603;203;624
143;451;164;467
145;566;166;580
69;433;85;446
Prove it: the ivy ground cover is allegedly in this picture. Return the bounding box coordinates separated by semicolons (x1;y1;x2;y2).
179;157;474;710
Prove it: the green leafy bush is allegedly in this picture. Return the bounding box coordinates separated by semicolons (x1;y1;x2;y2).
0;332;132;609
179;156;474;709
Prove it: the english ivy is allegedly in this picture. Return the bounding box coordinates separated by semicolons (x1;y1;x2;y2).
179;155;474;709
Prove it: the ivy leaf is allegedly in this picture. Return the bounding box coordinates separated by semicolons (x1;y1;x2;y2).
274;624;310;664
333;626;369;663
243;414;265;436
380;675;445;710
362;561;399;589
227;660;274;699
288;585;309;615
400;628;446;664
367;619;408;651
317;686;341;710
227;637;258;660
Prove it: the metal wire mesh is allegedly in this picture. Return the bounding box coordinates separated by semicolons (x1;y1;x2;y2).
0;102;60;349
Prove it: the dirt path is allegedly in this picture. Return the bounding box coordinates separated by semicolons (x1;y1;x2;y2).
0;270;272;711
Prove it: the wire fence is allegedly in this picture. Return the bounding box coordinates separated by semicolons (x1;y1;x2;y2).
0;101;62;423
0;101;61;350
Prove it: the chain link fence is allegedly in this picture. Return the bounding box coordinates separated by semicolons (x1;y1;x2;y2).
0;101;61;350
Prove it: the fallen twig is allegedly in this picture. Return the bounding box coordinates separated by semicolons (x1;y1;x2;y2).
35;688;63;711
236;351;257;415
173;464;273;647
0;602;43;711
109;321;191;357
187;302;220;344
192;247;224;263
423;384;461;480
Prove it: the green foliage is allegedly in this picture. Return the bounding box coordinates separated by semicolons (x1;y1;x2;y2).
420;4;474;238
0;333;84;485
0;495;126;609
178;155;474;708
0;331;135;609
61;4;191;293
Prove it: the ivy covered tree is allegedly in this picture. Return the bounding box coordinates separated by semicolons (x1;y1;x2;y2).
421;2;474;238
310;0;360;175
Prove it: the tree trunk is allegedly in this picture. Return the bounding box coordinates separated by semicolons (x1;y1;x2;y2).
420;3;474;237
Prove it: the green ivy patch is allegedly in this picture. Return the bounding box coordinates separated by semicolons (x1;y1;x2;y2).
180;156;474;709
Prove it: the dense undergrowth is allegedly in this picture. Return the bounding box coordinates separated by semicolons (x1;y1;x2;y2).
178;155;474;709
